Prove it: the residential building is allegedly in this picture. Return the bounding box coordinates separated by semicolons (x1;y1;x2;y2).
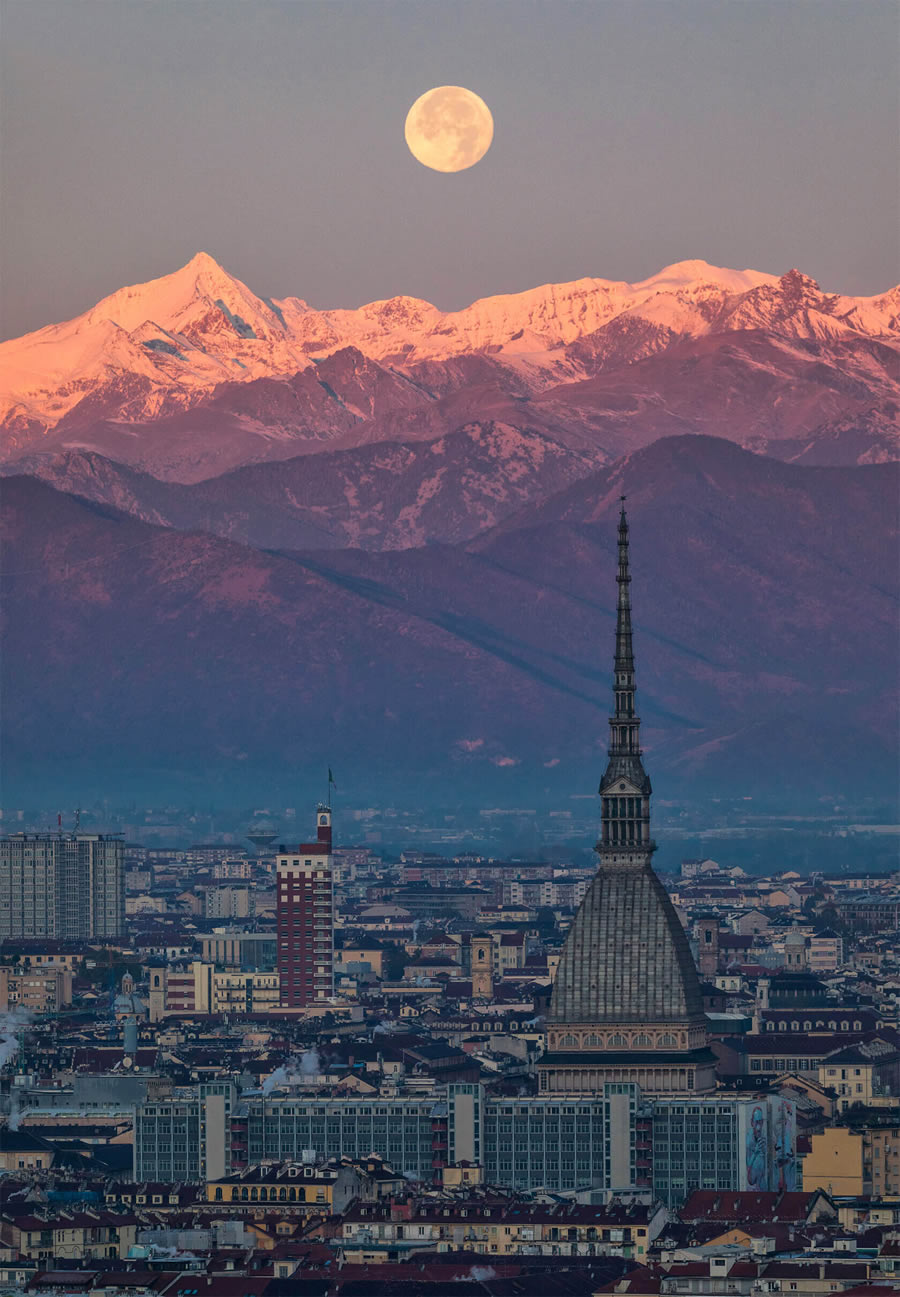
809;928;844;971
202;886;251;920
818;1039;900;1110
0;1211;138;1263
147;961;281;1019
334;947;385;978
213;858;254;880
338;1198;664;1261
206;1161;361;1213
804;1110;900;1197
0;1130;56;1171
0;833;125;941
211;970;280;1015
0;965;72;1014
199;932;277;970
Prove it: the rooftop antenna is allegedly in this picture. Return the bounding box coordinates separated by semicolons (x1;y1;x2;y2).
74;808;81;833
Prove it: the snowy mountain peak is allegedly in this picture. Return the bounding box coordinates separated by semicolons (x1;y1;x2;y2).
82;253;278;338
632;259;775;295
2;256;898;470
185;249;224;273
778;268;823;298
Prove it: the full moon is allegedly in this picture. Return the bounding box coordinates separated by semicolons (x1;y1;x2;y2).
404;86;494;173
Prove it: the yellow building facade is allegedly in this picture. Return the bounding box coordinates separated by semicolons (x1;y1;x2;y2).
804;1121;900;1198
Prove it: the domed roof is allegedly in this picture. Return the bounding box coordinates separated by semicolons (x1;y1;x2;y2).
549;862;705;1024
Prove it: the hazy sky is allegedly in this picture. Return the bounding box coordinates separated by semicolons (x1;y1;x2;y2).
2;0;898;339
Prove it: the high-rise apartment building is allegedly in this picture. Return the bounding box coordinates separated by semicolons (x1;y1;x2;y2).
276;806;334;1007
0;833;125;941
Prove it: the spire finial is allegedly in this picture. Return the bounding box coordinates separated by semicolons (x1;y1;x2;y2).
597;502;652;822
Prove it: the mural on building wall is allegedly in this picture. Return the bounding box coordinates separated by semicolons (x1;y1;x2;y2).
741;1102;769;1190
773;1097;797;1191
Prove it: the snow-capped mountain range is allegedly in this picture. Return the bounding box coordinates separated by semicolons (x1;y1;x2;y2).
2;253;898;480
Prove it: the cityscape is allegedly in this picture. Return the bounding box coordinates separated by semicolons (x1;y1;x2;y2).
0;506;897;1295
1;2;898;1296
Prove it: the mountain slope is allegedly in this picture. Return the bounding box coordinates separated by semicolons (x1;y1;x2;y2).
19;423;603;551
2;437;895;805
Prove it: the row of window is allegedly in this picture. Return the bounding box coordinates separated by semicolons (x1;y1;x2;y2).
765;1019;862;1032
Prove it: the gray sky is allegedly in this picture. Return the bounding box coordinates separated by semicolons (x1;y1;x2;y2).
2;0;898;339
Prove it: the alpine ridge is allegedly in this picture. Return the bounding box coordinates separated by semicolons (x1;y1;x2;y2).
2;436;896;807
2;255;898;480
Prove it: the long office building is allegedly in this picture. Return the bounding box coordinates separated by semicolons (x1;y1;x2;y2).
134;1083;236;1182
134;1082;798;1208
135;1083;647;1195
0;832;125;941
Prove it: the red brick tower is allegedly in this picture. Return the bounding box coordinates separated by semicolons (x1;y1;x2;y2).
276;806;334;1007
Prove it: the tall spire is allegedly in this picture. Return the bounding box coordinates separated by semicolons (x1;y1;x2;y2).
598;499;654;863
540;494;715;1097
613;497;636;715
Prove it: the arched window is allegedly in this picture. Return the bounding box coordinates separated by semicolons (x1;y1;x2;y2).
259;1187;267;1202
841;1021;849;1031
289;1188;297;1202
279;1188;287;1201
634;1034;650;1047
659;1033;676;1048
854;1020;862;1030
803;1021;812;1031
214;1188;223;1201
241;1188;248;1201
779;1022;787;1032
585;1034;599;1047
791;1021;799;1031
609;1033;625;1047
230;1188;238;1202
829;1020;837;1031
561;1034;577;1047
250;1187;258;1201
